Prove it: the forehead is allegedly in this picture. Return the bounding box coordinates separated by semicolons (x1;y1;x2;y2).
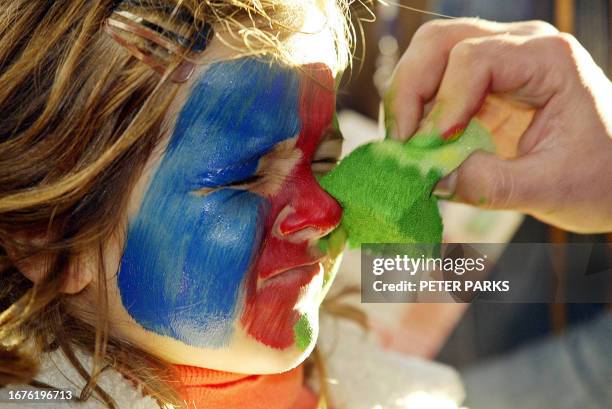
166;58;302;188
142;9;340;187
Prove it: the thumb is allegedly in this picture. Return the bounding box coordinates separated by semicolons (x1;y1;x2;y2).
435;150;545;210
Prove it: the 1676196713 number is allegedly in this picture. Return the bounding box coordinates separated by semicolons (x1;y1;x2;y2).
5;388;75;402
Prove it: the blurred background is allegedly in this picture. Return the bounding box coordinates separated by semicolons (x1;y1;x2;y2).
332;0;612;382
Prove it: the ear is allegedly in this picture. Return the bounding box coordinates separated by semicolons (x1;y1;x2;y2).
58;253;95;294
7;234;93;294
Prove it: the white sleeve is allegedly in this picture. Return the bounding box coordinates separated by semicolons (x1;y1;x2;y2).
0;350;159;409
316;316;465;409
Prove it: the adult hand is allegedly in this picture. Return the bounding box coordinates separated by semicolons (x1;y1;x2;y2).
385;18;612;233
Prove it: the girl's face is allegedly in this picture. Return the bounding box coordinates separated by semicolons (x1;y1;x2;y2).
105;44;345;372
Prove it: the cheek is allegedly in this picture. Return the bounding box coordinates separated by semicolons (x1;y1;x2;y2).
118;185;267;349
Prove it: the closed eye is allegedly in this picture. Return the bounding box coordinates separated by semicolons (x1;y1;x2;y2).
312;126;343;177
224;174;263;189
193;138;300;198
193;175;263;196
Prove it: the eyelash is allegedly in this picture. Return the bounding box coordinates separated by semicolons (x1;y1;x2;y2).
311;157;339;176
312;128;343;176
224;174;262;189
201;130;343;193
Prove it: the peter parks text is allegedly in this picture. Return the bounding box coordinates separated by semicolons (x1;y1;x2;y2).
361;243;612;304
361;248;510;303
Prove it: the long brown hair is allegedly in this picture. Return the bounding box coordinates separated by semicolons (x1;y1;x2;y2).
0;1;353;408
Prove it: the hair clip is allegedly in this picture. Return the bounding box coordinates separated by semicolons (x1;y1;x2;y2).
105;2;213;83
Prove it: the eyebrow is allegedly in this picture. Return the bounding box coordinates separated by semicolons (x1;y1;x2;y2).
321;125;345;143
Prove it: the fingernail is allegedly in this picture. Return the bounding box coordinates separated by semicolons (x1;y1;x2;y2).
441;123;466;141
382;99;404;141
433;171;458;199
418;103;446;137
422;101;467;141
381;103;397;140
391;120;408;141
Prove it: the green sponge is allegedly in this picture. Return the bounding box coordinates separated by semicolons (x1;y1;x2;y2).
319;120;494;248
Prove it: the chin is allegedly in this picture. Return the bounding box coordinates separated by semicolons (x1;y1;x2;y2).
225;272;324;374
121;272;324;375
229;318;320;374
128;309;321;375
113;256;341;375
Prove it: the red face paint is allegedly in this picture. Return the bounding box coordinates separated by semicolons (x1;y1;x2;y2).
241;64;342;349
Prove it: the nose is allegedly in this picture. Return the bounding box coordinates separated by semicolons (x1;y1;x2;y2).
278;174;342;239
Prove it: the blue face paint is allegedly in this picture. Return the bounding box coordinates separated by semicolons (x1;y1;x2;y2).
118;58;301;348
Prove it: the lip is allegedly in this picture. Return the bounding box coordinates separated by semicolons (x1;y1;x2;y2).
257;261;323;291
263;257;325;281
256;240;326;279
243;260;325;350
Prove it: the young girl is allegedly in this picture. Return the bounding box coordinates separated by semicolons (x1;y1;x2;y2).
0;0;351;406
0;1;463;408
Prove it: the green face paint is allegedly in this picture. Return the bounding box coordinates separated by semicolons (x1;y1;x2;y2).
293;314;313;352
319;120;494;249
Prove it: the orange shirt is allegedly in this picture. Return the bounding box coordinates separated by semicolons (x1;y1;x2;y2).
172;363;318;409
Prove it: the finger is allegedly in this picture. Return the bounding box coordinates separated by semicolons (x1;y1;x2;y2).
422;33;577;138
386;18;557;140
438;150;547;210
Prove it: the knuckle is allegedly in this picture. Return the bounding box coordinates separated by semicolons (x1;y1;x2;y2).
489;178;512;208
520;20;558;35
524;33;582;88
413;18;486;43
545;33;578;58
543;33;581;74
451;17;492;32
449;39;480;62
488;162;515;208
412;20;448;42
